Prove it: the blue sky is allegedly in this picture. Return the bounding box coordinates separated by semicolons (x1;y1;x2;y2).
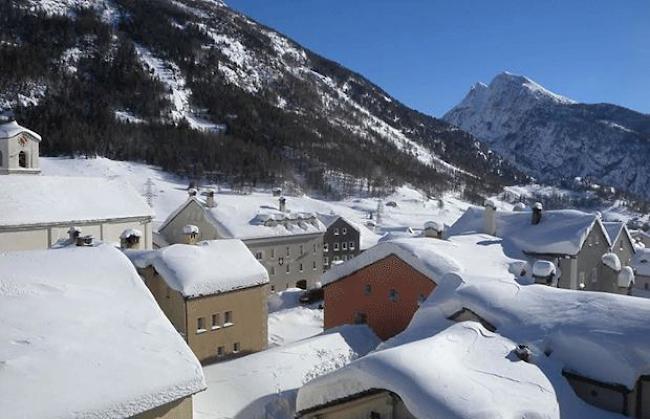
226;0;649;117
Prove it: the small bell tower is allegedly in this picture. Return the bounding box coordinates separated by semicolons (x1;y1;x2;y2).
0;110;42;175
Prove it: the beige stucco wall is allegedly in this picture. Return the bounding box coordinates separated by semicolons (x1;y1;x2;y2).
0;218;153;252
578;226;612;292
132;395;193;419
299;390;416;419
141;269;188;336
186;284;268;363
159;199;220;244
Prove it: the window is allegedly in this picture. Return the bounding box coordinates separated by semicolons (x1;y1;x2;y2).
323;256;329;265
271;285;276;292
18;151;27;168
418;294;427;305
334;228;339;235
197;317;206;333
217;346;225;357
370;412;381;419
270;248;275;258
286;264;291;273
354;312;367;324
299;245;304;255
342;227;347;235
286;246;290;256
364;284;372;295
333;255;340;261
211;313;221;329
224;311;233;326
233;342;240;353
323;243;329;253
313;243;317;254
333;242;339;251
278;257;284;265
299;263;304;272
342;242;347;250
312;260;317;270
349;241;355;250
270;266;275;275
389;289;399;302
255;251;263;260
0;150;3;167
645;283;649;290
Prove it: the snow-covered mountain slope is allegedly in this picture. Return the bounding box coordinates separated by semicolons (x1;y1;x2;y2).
444;72;650;199
2;0;525;195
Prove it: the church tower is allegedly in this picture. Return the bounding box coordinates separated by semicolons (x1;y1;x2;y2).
0;111;41;175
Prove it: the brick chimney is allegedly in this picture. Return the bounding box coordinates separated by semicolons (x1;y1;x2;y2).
68;226;81;243
279;196;287;212
205;188;216;208
483;199;497;236
188;188;198;198
120;228;142;249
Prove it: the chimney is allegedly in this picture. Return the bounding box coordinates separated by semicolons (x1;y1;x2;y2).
483;199;497;236
188;187;198;198
279;196;287;212
76;235;94;247
120;228;142;249
423;221;443;239
532;202;543;225
205;188;216;208
68;226;81;243
182;224;200;245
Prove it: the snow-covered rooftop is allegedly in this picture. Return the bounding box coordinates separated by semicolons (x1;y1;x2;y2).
632;248;650;277
0;245;206;418
194;325;379;419
162;195;327;240
297;322;600;418
0;119;42;141
126;239;269;298
322;234;518;287
0;176;154;227
447;206;604;255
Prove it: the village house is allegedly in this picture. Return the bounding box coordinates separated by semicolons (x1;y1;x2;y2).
318;214;361;270
127;239;269;363
0;244;206;418
158;191;325;291
0;115;154;252
321;233;513;340
603;221;637;266
632;249;650;293
300;240;650;418
631;230;650;248
447;201;632;294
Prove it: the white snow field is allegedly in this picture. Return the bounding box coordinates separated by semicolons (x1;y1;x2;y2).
267;288;324;347
39;156;476;241
193;325;379;419
0;244;206;418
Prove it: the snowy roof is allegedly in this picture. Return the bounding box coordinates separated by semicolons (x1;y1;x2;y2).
632;248;650;277
126;240;269;298
0;176;154;227
390;271;650;391
297;322;585;418
447;206;605;256
161;195;326;240
322;235;518;287
0;245;206;418
316;213;359;231
0;119;42;141
194;325;379;419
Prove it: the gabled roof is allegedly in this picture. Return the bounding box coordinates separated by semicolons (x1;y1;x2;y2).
0;120;42;141
316;213;359;232
160;194;326;241
0;176;154;227
0;245;206;418
447;207;607;256
126;239;269;298
322;234;517;287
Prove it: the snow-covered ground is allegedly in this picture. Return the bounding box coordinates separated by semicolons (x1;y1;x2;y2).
267;288;323;347
193;325;379;419
39;157;476;240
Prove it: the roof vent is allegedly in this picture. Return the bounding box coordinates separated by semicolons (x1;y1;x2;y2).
75;235;94;247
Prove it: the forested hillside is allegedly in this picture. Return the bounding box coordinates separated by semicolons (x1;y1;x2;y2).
0;0;526;197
